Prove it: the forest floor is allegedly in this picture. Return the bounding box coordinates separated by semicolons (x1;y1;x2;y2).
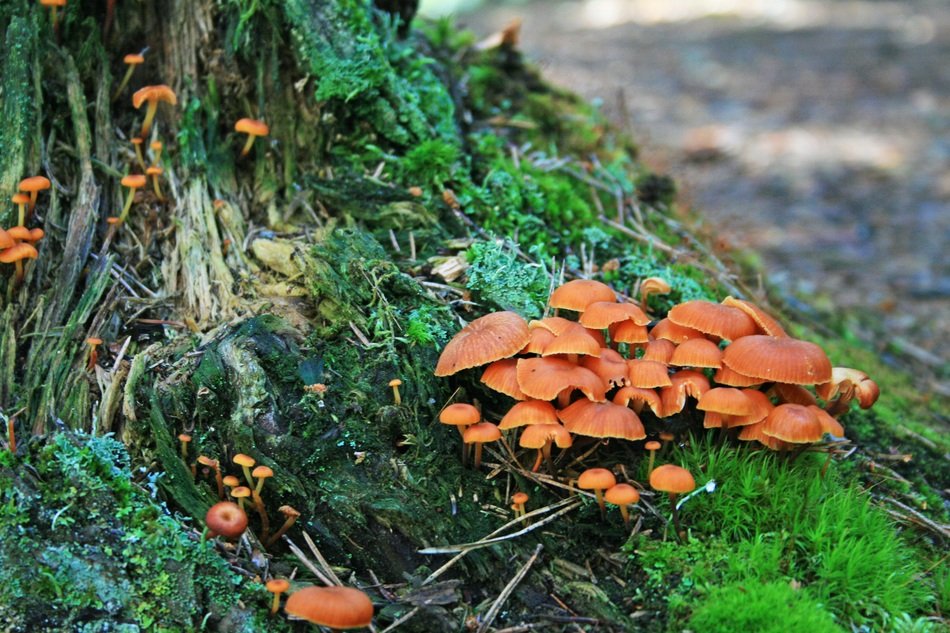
462;0;950;394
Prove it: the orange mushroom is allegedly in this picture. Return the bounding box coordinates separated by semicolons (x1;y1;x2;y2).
146;166;164;201
387;378;402;405
0;242;38;285
85;337;103;371
511;492;529;518
132;85;177;137
234;118;270;157
439;403;480;465
40;0;66;35
557;399;646;442
113;52;146;101
233;453;256;488
644;440;661;473
549;279;617;312
649;464;696;541
18;176;51;218
481;359;527;400
266;579;291;615
435;311;529;377
11;194;30;227
203;501;248;541
118;174;147;223
604;483;640;525
578;467;617;519
519;423;573;474
638;276;671;313
284;586;374;630
722;335;832;386
266;505;301;547
463;422;501;469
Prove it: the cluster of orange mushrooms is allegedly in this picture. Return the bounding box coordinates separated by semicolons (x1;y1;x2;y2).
3;177;49;288
434;278;879;531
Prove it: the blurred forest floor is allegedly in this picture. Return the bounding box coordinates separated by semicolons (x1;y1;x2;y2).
460;0;950;393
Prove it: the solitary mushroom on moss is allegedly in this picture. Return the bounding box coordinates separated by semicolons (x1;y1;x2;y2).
146;166;164;201
649;464;696;542
388;378;402;405
511;492;529;518
234;118;270;157
266;504;301;547
132;84;177;137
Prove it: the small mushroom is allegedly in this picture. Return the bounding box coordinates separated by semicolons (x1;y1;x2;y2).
203;501;248;542
284;586;374;630
511;492;529;519
266;579;291;615
118;174;147;224
132;85;177;137
388;378;402;406
85;337;103;372
197;455;224;499
231;486;251;511
177;433;192;462
604;483;640;526
266;505;301;547
462;422;501;469
146;165;164;201
113;52;146;101
233;453;256;487
644;440;661;474
578;467;617;520
234;118;269;157
11;194;30;227
649;464;696;542
18;176;51;218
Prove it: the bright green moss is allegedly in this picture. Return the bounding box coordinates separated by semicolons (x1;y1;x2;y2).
688;580;844;633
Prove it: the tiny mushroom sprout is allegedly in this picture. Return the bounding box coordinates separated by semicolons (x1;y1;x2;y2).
18;175;51;218
197;455;224;499
118;174;147;224
463;422;501;469
267;504;301;547
40;0;66;34
203;501;248;542
578;467;617;519
604;483;640;526
132;84;177;137
266;579;290;615
649;464;696;542
177;433;192;461
113;52;146;101
511;492;529;518
644;440;662;473
85;337;103;371
388;378;402;405
234;118;270;157
131;137;146;170
146;165;164;200
285;585;375;630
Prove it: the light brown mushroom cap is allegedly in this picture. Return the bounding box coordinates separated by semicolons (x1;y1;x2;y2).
549;279;617;311
580;348;629;388
626;360;673;389
11;193;30;205
649;464;696;494
197;455;219;468
516;357;607;402
518;423;573;449
641;338;676;363
668;300;757;341
644;440;662;451
738;421;789;451
252;465;274;479
723;335;832;385
0;242;38;263
760;403;824;444
713;364;764;387
669;337;723;369
279;505;301;518
660;370;711;417
435;311;530;376
481;359;526;399
121;174;147;189
266;579;291;594
462;422;501;444
578;467;617;491
285;586;374;629
499;399;558;429
235;117;270;137
387;378;402;388
222;475;240;487
146;166;163;176
233;453;256;468
521;327;556;354
809;405;845;437
231;486;251;499
557;400;645;441
639;276;671;299
132;84;177;109
18;176;51;192
612;386;663;417
609;320;650;345
541;322;603;357
579;301;650;328
650;318;705;344
123;53;145;65
439;403;480;427
604;483;640;506
721;296;788;337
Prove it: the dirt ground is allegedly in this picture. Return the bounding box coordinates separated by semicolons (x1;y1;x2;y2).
461;0;950;390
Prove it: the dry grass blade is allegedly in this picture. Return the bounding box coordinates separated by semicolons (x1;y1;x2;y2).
284;536;335;587
302;530;344;586
476;543;543;633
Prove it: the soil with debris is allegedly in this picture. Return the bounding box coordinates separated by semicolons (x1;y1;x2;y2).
463;0;950;382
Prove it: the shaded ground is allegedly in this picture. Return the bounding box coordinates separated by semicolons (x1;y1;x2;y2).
462;0;950;388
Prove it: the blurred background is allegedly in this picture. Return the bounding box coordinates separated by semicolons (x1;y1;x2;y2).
421;0;949;390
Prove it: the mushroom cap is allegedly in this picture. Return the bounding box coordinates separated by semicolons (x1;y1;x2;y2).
516;357;607;402
177;433;192;443
40;0;66;7
146;166;163;176
123;53;145;65
627;360;673;389
131;137;144;146
387;378;402;387
435;311;530;377
439;403;480;427
151;140;163;151
231;486;251;499
132;84;177;109
529;316;576;336
650;318;705;344
579;301;650;328
697;388;754;416
669;338;723;369
233;453;256;468
86;337;103;346
649;464;696;494
721;296;787;337
541;322;603;357
252;465;274;479
712;364;763;387
668;300;757;341
0;243;38;263
205;501;248;538
511;492;529;505
809;405;845;437
726;389;774;427
737;421;789;451
723;335;832;385
121;174;147;189
604;483;640;506
578;467;616;491
580;348;629;388
463;422;501;444
480;359;526;400
558;399;645;441
761;403;824;443
285;586;374;629
266;579;291;594
639;277;671;297
609;320;650;345
518;423;573;449
7;226;33;242
613;386;663;417
549;279;617;311
18;176;51;192
660;370;711;417
642;338;676;363
279;505;301;518
11;193;30;205
197;455;219;468
222;475;240;487
770;383;817;407
521;327;555;354
235;117;270;136
499;399;558;429
644;440;662;451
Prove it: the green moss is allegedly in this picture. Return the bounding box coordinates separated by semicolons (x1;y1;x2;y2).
0;15;37;226
688;580;844;633
465;239;549;318
0;432;273;631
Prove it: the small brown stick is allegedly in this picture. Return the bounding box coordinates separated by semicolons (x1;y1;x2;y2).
477;544;543;633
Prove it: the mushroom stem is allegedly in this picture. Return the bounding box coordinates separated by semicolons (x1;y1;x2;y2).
240;134;257;158
240;464;254;489
119;187;138;224
669;493;683;542
594;489;606;520
132;139;146;171
112;65;137;102
150;171;163;201
14;261;23;286
252;490;271;541
619;504;631;526
473;442;485;469
17;201;27;227
140;101;159;137
391;383;401;405
270;591;281;615
212;465;224;499
646;450;657;475
7;416;15;454
541;442;557;477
